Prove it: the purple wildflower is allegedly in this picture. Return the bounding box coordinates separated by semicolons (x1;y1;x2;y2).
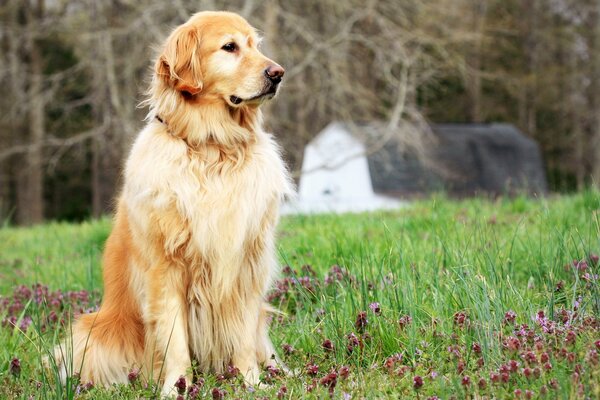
453;311;469;328
127;369;139;384
369;302;381;315
398;315;412;330
282;343;295;355
322;339;334;352
174;376;187;394
355;311;368;331
187;384;200;400
320;370;338;393
346;332;360;353
276;386;287;399
503;310;517;324
306;362;319;375
211;387;226;399
413;375;424;389
461;375;471;387
9;357;20;377
225;364;239;378
338;365;350;379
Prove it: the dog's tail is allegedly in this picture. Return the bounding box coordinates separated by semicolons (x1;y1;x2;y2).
51;307;145;386
49;202;145;386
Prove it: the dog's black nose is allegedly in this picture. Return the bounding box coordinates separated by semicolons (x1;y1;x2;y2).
265;64;285;84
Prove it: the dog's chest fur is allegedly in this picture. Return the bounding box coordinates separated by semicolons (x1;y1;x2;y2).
125;124;289;251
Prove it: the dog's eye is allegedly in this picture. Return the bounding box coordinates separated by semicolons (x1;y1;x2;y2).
221;42;238;52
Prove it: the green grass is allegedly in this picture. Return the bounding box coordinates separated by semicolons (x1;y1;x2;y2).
1;192;599;399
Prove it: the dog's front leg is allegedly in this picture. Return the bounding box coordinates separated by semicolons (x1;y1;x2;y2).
145;266;192;397
231;297;262;386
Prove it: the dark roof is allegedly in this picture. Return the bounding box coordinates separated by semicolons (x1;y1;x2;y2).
366;123;547;196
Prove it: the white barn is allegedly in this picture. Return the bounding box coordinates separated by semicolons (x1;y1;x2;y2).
283;121;547;215
282;122;402;214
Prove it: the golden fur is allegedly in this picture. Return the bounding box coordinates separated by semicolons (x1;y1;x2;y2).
53;11;292;396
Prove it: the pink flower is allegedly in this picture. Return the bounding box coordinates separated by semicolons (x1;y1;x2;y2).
490;372;500;383
282;344;295;355
504;310;517;324
453;311;469;327
211;387;225;399
322;339;334;352
174;376;187;394
9;358;20;377
355;311;368;331
338;365;350;379
384;353;402;371
413;375;424;389
127;369;139;384
320;370;338;393
504;336;520;352
187;384;201;400
306;363;319;375
346;332;360;353
457;360;465;374
522;351;537;365
398;315;412;330
369;302;381;315
588;349;599;365
276;386;287;399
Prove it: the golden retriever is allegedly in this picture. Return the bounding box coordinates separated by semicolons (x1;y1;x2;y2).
53;11;292;396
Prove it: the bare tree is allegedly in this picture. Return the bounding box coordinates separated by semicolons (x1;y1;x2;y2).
1;0;599;224
587;0;600;188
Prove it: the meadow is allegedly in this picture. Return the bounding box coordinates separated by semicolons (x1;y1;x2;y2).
0;192;599;399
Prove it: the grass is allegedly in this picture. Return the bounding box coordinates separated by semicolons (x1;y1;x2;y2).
0;192;599;399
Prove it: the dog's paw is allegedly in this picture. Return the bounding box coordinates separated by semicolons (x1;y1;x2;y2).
241;365;261;387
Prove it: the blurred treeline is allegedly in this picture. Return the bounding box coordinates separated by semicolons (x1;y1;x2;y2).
1;0;599;225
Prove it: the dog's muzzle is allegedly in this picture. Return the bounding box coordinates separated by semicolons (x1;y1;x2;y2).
229;64;285;106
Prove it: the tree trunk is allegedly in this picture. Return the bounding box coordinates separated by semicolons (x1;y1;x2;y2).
466;0;487;123
90;0;122;217
521;0;538;138
16;0;45;225
590;0;600;188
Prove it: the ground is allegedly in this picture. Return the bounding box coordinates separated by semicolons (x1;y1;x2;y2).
0;192;599;399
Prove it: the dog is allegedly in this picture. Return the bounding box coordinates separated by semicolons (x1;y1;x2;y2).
53;11;292;396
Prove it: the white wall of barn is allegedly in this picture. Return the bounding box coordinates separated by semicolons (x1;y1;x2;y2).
283;122;402;214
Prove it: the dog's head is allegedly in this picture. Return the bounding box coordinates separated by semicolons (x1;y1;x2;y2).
156;11;284;108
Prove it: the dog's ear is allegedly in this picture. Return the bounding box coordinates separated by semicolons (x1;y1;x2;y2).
156;25;203;95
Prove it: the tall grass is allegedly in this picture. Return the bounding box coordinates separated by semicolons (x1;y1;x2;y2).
0;192;598;398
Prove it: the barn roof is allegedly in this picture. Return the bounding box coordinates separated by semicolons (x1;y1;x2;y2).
358;123;547;196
